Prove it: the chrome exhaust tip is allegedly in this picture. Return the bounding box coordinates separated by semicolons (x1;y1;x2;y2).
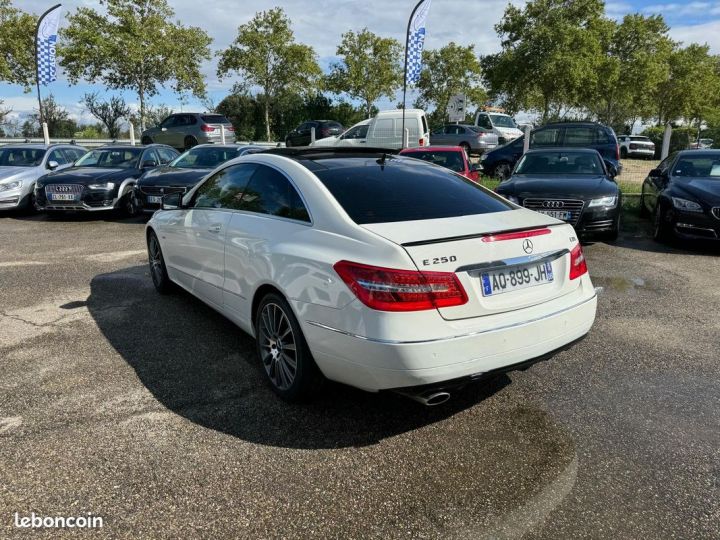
394;389;452;406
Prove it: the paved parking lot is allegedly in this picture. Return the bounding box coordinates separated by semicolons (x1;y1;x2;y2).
1;212;718;539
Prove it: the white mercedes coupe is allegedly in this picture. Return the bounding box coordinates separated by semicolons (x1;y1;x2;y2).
146;148;597;405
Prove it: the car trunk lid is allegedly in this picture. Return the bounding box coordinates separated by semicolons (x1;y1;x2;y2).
361;210;580;320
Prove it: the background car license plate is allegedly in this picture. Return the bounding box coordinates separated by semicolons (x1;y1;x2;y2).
538;210;572;221
481;262;554;296
51;194;77;201
148;196;162;204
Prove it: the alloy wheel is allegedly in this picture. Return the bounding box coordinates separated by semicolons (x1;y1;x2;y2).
148;235;163;286
258;303;298;391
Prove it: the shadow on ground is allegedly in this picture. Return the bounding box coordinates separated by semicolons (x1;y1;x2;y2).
85;265;510;449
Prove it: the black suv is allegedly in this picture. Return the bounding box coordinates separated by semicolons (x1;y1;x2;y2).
285;121;344;147
481;122;622;180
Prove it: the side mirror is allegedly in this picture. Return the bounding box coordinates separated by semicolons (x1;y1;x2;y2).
161;127;167;132
604;160;618;178
141;160;157;169
648;168;662;178
161;192;183;210
47;160;59;170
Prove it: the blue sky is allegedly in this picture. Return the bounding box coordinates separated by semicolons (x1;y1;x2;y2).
3;0;720;127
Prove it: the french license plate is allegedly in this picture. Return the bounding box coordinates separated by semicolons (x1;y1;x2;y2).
481;262;554;297
51;193;77;201
147;195;162;204
538;210;572;221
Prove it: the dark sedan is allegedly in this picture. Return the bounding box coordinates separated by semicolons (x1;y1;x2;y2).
641;150;720;242
35;145;178;215
134;144;265;213
496;148;622;240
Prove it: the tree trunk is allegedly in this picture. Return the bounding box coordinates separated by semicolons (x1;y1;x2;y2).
366;99;372;119
265;96;271;142
139;85;146;133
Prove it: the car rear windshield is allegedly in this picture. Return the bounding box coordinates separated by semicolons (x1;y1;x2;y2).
489;114;517;129
403;150;465;172
0;148;46;167
630;136;652;142
171;146;239;168
516;152;604;175
313;157;512;224
201;115;230;124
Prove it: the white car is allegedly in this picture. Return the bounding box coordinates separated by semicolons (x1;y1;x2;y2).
310;119;370;147
475;112;524;143
146;148;598;405
0;143;86;211
617;135;655;159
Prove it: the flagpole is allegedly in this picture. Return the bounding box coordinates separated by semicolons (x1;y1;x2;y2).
402;0;425;149
35;3;62;127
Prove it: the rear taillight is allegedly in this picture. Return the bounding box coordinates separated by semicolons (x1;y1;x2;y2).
225;125;235;132
569;244;588;280
201;124;215;132
419;138;425;146
333;260;468;312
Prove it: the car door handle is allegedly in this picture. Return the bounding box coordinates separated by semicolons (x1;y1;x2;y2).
208;225;222;233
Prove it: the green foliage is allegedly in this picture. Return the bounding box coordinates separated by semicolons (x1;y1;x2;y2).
641;125;696;156
414;42;485;125
82;93;130;138
0;0;35;90
482;0;608;121
59;0;212;131
25;95;79;137
217;7;322;141
326;28;402;117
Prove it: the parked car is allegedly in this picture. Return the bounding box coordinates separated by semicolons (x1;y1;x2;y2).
310;119;370;147
35;144;179;215
364;109;431;149
429;124;499;155
399;146;481;182
141;113;235;151
617;135;655;159
689;138;714;150
496;149;622;240
146;147;597;404
475;111;523;143
285;121;344;147
0;143;86;211
481;122;622;180
640;149;720;242
135;144;265;213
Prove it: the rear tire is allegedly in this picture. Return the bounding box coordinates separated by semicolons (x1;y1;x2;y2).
148;231;174;294
255;293;323;402
184;136;198;151
460;142;471;156
620;147;628;159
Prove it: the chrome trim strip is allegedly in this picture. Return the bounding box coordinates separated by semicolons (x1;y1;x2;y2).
456;249;568;274
305;291;597;345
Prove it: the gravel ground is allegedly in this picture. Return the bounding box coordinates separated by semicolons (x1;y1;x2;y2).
0;211;718;539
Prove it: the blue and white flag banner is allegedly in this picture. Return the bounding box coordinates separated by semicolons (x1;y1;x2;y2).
37;5;62;86
406;0;432;86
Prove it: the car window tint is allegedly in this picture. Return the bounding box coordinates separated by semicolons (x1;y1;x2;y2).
161;116;176;128
66;148;84;161
142;149;159;167
596;129;611;144
47;149;68;166
193;164;257;209
157;147;178;164
421;115;429;134
564;127;596;146
531;128;562;146
315;157;512;224
201;115;228;124
239;165;310;222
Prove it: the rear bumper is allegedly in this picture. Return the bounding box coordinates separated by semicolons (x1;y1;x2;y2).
626;148;655;157
302;291;597;392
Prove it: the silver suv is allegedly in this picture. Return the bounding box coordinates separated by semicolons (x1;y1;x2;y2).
140;113;235;151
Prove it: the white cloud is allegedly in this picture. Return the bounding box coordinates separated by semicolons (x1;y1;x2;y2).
669;19;720;52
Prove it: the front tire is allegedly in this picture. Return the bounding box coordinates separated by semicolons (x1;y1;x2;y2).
148;231;174;294
620;147;628;159
653;202;672;243
639;189;649;218
494;162;513;181
141;136;153;145
255;293;323;402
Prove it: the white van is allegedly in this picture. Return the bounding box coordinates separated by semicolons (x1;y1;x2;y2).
365;109;430;149
475;111;523;143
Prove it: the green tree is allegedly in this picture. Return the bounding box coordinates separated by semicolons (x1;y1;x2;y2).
217;7;322;141
0;0;35;90
326;28;402;117
82;93;131;138
59;0;212;131
26;95;78;137
482;0;608;122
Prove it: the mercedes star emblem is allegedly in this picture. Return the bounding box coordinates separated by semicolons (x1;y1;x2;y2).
522;239;534;254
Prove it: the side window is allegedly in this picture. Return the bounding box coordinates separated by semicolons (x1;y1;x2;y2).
421;115;429;135
658;153;677;174
564;127;596;146
47;149;68;167
193;164;257;209
68;148;85;161
141;149;159;167
596;129;611;144
185;115;197;126
478;115;492;129
157;147;177;164
531;128;562;147
239;165;310;222
160;116;176;128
